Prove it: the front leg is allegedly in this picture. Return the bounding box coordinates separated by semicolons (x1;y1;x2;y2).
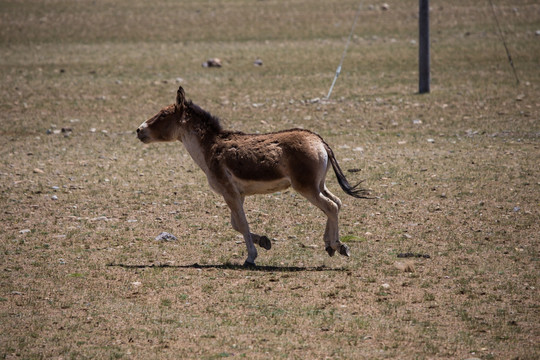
225;196;258;267
230;213;271;250
251;234;272;250
232;219;271;250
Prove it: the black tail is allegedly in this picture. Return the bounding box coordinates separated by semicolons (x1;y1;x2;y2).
325;143;371;199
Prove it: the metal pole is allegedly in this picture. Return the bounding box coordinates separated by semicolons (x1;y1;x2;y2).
419;0;430;93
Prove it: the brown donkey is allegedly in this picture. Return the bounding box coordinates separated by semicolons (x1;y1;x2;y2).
137;86;369;267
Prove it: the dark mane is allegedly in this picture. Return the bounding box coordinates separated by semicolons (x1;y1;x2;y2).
187;101;223;134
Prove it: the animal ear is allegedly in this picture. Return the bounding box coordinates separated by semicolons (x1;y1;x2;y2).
175;86;185;110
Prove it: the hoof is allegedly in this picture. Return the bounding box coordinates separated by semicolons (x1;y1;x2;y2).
326;246;336;257
339;244;351;257
259;236;272;250
243;260;256;268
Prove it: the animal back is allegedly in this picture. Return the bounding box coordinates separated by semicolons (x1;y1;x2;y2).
223;145;285;182
216;129;323;183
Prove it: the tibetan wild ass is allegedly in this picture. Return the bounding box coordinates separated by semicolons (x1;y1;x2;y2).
137;87;369;267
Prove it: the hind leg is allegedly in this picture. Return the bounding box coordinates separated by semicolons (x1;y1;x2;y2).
320;187;349;255
294;185;349;258
322;184;342;211
320;185;350;256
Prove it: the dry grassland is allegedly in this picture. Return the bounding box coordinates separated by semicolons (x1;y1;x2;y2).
1;0;539;359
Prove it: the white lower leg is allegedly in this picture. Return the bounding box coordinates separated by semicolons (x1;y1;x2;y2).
244;234;258;265
230;209;258;265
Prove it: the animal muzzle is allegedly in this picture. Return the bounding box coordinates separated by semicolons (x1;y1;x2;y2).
136;126;150;143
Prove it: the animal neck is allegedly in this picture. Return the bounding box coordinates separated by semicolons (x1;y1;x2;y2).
180;130;212;174
179;103;223;174
185;102;223;136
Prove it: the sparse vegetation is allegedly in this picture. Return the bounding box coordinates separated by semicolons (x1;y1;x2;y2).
1;0;539;359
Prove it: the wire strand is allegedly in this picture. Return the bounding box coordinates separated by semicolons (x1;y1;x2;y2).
488;0;520;85
325;2;363;100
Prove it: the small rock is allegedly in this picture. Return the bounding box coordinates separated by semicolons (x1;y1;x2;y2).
202;58;222;68
381;3;389;11
395;261;415;273
397;252;431;259
155;232;177;242
51;195;58;200
427;138;435;143
59;258;66;264
131;281;142;287
300;243;318;249
52;186;60;190
253;58;263;66
33;168;44;174
89;128;96;133
381;283;390;289
19;229;31;234
413;119;422;125
536;30;540;36
513;206;521;212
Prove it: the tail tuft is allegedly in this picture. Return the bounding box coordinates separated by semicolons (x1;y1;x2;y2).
325;143;372;199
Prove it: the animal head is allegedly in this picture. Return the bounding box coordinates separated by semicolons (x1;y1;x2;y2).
137;86;187;143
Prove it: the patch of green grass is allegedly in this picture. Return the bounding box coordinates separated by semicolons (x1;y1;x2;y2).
67;273;85;278
340;234;365;243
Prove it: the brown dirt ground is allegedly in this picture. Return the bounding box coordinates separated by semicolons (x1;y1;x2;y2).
1;0;539;359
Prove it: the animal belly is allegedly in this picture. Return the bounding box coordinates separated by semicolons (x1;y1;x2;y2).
234;177;291;196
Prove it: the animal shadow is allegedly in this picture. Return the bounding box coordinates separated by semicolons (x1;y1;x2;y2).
108;262;346;273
